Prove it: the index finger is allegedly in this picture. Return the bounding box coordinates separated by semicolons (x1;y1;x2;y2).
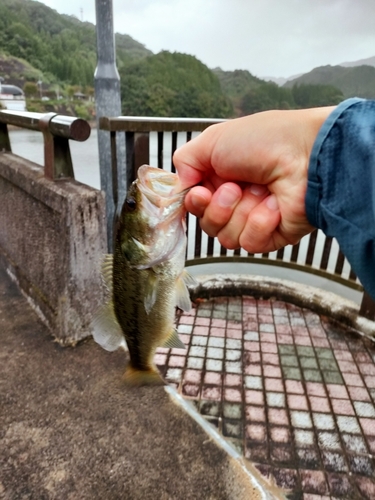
173;125;219;190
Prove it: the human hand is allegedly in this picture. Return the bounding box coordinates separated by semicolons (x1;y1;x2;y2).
173;107;334;253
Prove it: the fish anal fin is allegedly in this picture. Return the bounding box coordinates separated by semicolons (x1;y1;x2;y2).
181;269;198;287
175;274;191;312
101;254;113;290
92;300;127;352
123;365;165;386
162;329;186;350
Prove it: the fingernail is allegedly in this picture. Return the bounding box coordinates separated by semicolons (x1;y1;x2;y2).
266;194;279;211
217;185;240;207
191;193;206;209
249;184;267;196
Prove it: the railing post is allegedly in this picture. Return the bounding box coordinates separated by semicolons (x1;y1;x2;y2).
0;122;11;152
94;0;126;251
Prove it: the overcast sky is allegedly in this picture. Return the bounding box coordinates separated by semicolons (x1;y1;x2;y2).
38;0;375;78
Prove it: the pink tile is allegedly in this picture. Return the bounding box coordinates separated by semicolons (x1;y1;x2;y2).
265;378;284;392
268;408;289;426
292;326;310;336
276;324;292;334
327;384;349;399
354;352;372;363
211;318;227;328
227;321;242;330
225;388;242;402
249;352;261;363
337;360;359;373
184;369;202;384
311;337;330;348
270;426;290;443
227;329;242;339
308;326;326;338
261;333;276;343
210;327;225;337
202;386;221;400
262;353;279;365
179;334;191;345
261;343;278;353
360;418;375;436
258;315;273;324
277;334;294;344
246;405;266;422
334;350;353;361
285;380;304;394
204;372;222;385
309;396;330;413
306;382;326;398
348;386;371;401
342;373;364;387
182;384;200;397
364;375;375;388
244;341;259;351
225;374;242;386
245;364;262;376
359;363;375;376
294;336;313;346
246;424;266;441
154;353;167;366
300;470;328;495
193;326;209;336
195;317;211;326
168;355;185;367
180;315;194;324
288;395;309;411
263;365;282;378
243;321;258;330
245;390;264;406
331;398;355;416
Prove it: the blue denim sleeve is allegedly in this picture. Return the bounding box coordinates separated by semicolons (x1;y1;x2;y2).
305;98;375;299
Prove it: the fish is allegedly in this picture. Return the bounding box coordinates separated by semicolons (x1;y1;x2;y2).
93;164;195;385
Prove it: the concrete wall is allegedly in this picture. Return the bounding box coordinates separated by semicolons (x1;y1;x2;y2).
0;152;107;345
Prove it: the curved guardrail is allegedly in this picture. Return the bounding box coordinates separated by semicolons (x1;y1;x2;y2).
99;115;374;320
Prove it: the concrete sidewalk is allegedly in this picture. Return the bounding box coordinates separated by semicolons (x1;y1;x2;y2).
0;262;273;500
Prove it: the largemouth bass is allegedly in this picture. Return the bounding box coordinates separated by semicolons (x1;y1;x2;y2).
93;165;194;385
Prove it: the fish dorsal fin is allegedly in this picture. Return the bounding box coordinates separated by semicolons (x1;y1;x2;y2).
92;300;127;352
175;272;192;312
162;329;186;350
101;254;113;291
144;271;159;314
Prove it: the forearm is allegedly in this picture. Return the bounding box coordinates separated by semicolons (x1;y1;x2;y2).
305;98;375;298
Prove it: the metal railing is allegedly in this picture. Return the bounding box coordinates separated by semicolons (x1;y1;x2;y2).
100;116;375;321
0;110;91;180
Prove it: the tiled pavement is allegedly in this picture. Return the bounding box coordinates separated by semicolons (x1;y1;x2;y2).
156;296;375;500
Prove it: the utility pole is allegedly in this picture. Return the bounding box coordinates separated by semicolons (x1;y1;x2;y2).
94;0;126;251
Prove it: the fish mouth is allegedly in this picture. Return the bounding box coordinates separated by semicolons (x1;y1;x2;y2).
137;164;188;209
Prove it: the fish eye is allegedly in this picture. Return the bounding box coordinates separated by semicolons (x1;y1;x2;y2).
125;197;137;211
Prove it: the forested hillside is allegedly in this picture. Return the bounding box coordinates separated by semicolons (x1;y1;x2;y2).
284;65;375;99
0;0;360;118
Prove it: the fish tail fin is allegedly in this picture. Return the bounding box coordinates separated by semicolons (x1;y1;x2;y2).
123;364;165;386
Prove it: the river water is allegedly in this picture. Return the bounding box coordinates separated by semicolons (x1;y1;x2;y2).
9;128;101;189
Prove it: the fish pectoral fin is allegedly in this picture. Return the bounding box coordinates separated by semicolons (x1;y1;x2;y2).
101;254;113;291
175;274;192;312
162;329;186;350
144;271;159;314
181;269;198;287
92;300;127;352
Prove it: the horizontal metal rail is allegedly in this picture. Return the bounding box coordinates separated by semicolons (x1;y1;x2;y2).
0;110;91;179
99;116;375;321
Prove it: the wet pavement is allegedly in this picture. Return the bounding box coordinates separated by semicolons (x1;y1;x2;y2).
157;296;375;499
